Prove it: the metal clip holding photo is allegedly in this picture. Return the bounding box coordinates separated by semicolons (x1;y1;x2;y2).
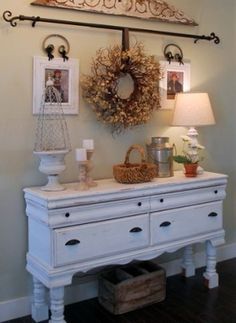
42;34;70;61
164;43;184;65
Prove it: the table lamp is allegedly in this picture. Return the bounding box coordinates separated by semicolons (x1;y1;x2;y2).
172;92;215;172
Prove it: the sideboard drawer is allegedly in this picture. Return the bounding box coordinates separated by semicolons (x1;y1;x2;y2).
150;201;222;245
150;186;226;212
48;197;150;227
54;213;149;266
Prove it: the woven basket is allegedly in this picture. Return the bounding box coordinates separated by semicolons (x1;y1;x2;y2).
113;145;157;184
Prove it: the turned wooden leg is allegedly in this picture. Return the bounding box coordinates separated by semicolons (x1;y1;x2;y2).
49;287;66;323
182;245;195;277
32;277;49;322
203;240;219;289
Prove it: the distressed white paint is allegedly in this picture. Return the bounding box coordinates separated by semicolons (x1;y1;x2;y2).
0;1;235;312
31;0;197;25
2;241;236;322
182;245;195;277
24;171;227;323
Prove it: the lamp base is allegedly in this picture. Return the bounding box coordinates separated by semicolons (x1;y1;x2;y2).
186;127;199;164
197;165;204;175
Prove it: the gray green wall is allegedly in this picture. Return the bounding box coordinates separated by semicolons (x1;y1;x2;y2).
0;0;235;304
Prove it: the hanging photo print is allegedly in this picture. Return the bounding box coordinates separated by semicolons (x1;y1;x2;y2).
159;60;190;109
33;57;79;115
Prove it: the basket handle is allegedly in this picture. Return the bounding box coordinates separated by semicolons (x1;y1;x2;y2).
124;144;146;165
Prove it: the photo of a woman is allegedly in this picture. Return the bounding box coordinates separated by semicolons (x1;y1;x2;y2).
167;71;184;99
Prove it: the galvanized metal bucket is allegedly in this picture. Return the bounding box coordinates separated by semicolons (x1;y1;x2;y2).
146;137;174;178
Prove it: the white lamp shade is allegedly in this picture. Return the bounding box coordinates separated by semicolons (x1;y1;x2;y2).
172;93;215;127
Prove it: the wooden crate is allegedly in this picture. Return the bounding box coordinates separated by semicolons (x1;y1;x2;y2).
98;261;166;315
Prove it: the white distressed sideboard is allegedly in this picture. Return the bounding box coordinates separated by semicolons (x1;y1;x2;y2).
24;171;227;323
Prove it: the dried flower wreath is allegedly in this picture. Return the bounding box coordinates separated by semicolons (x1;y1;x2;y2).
81;43;161;133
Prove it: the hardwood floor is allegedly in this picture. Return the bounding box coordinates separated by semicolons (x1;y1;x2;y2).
4;258;236;323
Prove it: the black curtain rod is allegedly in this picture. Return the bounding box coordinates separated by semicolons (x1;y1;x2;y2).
3;10;220;44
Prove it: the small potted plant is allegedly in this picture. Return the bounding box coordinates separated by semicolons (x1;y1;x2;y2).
173;136;204;177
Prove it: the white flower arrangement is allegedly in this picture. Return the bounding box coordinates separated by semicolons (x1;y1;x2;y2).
173;136;205;164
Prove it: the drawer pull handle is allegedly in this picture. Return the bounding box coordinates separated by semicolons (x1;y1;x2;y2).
160;221;171;227
214;190;218;194
65;239;80;246
137;202;142;207
130;227;142;233
160;199;164;203
65;212;70;218
208;212;218;217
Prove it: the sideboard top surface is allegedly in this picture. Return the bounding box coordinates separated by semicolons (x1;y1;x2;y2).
24;171;228;209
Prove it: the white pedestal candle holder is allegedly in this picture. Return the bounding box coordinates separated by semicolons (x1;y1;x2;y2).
75;148;89;191
82;139;97;188
86;150;97;187
78;161;89;191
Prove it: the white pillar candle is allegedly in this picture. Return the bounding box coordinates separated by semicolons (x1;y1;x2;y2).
82;139;94;150
75;148;87;161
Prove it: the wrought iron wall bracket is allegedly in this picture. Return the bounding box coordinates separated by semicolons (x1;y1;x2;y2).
3;10;220;44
